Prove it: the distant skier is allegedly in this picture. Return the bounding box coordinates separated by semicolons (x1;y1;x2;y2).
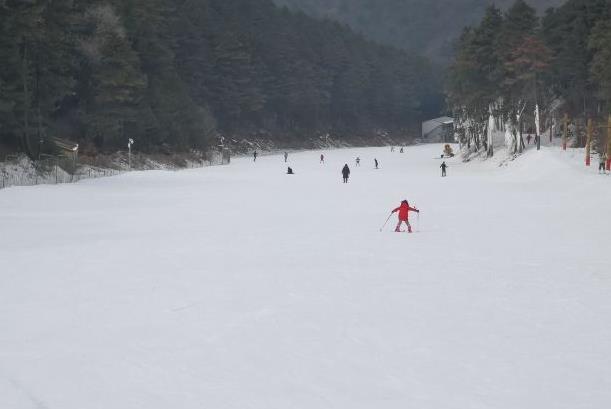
400;147;404;153
342;164;350;183
320;154;325;164
356;157;361;166
287;167;294;175
440;161;448;177
374;158;379;169
284;152;288;162
599;152;607;174
527;134;532;145
391;200;419;233
253;151;258;162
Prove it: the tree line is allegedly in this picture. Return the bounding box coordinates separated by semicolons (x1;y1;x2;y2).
446;0;611;156
0;0;442;159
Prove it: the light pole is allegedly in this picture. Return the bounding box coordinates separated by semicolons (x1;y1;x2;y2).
73;144;79;175
128;138;134;170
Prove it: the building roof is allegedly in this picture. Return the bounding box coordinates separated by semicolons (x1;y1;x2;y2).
52;137;79;153
422;116;454;136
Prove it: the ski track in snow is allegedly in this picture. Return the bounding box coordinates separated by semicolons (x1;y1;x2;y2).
0;144;610;409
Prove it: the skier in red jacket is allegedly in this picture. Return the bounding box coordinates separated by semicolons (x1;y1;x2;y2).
392;200;419;233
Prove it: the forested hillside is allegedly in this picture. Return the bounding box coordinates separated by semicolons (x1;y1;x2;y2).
0;0;441;158
446;0;611;156
273;0;562;60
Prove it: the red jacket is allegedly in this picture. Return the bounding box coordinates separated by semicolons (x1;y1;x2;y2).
393;202;418;221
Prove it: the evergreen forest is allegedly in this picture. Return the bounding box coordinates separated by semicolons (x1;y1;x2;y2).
0;0;441;158
446;0;611;155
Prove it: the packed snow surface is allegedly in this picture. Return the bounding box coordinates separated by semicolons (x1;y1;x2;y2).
1;144;610;409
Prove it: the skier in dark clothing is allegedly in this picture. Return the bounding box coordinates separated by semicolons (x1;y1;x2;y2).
342;164;350;183
440;161;448;177
253;151;258;162
284;152;288;162
391;200;419;233
287;167;294;174
320;154;325;164
599;152;607;174
374;158;379;169
356;157;361;166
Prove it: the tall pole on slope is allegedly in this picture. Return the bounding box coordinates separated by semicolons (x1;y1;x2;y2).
535;103;541;151
128;138;134;170
563;113;568;151
585;118;593;167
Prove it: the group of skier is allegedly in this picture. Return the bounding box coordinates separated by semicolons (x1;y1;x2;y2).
252;143;606;236
253;148;431;234
275;148;609;176
257;149;449;179
340;157;379;183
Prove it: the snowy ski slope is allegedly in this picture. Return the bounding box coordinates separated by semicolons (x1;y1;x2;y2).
1;144;610;409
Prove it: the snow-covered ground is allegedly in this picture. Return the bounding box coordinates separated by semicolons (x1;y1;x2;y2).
1;144;609;409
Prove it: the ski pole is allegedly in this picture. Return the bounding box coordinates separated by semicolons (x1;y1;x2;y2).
380;213;393;232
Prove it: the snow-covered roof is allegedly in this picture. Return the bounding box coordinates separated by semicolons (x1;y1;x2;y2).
422;116;454;136
53;137;79;153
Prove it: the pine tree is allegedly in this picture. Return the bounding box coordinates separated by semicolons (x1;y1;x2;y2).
1;0;76;158
77;3;148;150
589;18;611;106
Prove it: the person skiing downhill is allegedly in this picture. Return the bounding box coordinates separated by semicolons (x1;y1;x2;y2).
374;158;379;169
440;161;448;177
342;164;350;183
320;154;325;164
253;151;258;162
284;152;288;162
356;157;361;166
391;200;419;233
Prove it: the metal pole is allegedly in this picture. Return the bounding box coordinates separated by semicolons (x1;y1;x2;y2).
128;139;134;170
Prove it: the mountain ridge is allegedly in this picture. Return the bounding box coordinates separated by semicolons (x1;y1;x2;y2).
273;0;565;60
